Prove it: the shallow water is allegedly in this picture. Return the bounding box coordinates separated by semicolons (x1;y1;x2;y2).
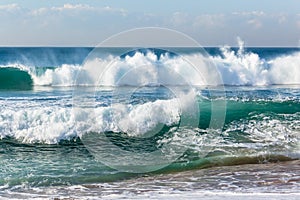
1;160;299;199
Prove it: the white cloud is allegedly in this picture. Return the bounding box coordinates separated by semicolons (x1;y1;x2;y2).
170;12;189;26
30;7;47;16
277;14;287;24
232;11;265;17
247;18;262;29
52;4;94;11
193;14;224;28
56;4;125;14
0;3;21;12
30;3;127;17
0;3;20;11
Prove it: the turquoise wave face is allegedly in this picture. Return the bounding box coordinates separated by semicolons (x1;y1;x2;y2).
0;67;33;90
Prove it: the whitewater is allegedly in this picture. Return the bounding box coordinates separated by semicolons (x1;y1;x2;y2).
1;45;300;87
0;45;299;199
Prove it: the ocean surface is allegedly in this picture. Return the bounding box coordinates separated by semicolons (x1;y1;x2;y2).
0;46;299;199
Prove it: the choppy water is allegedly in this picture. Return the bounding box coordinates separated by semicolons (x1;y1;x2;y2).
0;46;299;199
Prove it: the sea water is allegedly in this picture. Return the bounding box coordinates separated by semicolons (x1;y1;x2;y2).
0;46;299;199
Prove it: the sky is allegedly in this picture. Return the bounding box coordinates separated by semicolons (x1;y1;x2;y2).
0;0;299;46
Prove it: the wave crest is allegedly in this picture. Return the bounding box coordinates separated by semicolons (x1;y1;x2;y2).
1;45;299;87
213;45;300;85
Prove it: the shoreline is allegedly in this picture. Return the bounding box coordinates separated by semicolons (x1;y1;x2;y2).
1;160;299;199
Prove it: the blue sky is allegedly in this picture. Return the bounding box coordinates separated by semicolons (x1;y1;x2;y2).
0;0;299;46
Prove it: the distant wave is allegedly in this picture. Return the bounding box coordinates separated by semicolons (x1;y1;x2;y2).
0;44;299;89
80;45;300;86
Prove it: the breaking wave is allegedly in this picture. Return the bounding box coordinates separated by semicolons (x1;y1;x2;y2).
0;44;299;89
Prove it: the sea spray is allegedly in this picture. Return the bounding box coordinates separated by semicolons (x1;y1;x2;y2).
0;45;299;87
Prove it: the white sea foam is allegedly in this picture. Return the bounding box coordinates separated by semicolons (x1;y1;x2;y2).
1;43;299;86
223;113;300;157
212;46;300;85
32;64;83;86
78;51;209;86
0;96;183;143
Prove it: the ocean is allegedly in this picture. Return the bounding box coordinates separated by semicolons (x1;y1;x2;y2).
0;46;299;199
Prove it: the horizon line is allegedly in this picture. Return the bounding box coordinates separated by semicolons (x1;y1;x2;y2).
0;45;299;48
